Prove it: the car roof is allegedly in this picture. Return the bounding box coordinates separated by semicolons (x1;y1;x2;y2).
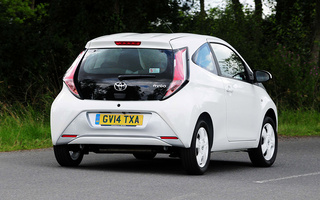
85;33;227;49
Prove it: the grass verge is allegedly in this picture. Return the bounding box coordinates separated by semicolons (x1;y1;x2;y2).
278;109;320;137
0;104;52;152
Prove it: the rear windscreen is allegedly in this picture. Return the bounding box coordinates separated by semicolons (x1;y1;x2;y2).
78;48;173;76
76;48;174;100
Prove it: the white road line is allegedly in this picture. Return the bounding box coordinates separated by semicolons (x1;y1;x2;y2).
255;172;320;184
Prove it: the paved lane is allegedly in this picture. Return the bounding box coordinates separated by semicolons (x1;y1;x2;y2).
1;137;319;200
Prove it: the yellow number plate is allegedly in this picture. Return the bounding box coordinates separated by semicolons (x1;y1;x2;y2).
95;114;143;126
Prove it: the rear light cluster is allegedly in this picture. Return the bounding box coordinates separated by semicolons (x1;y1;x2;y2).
63;51;84;98
164;48;188;98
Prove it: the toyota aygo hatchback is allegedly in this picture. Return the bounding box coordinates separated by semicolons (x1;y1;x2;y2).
51;33;278;174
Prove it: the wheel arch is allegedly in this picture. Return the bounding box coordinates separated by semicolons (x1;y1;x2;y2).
198;112;214;149
265;108;278;131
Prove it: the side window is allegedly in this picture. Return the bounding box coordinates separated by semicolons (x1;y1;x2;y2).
192;43;217;74
211;43;247;81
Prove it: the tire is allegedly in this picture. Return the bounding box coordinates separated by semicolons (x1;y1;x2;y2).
249;116;278;167
133;152;157;160
180;119;211;175
53;145;84;167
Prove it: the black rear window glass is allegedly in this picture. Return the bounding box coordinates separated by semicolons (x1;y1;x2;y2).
79;48;173;76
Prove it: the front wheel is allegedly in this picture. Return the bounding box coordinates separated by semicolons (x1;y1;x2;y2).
249;116;278;167
53;145;84;167
180;119;211;175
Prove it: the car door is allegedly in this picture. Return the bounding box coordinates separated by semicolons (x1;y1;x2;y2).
210;43;261;141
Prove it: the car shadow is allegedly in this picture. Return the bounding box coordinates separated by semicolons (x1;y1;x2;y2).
77;156;185;175
73;155;253;175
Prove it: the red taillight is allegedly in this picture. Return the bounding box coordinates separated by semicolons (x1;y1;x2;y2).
164;48;187;98
115;41;141;45
63;51;84;98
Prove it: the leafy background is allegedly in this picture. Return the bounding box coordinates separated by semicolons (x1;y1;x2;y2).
0;0;320;150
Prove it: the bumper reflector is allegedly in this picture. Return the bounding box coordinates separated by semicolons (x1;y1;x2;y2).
160;136;178;139
62;134;77;138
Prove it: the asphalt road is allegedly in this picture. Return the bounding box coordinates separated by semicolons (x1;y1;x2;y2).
1;137;320;200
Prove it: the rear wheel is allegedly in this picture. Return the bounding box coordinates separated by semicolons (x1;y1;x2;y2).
249;116;277;167
180;119;211;175
53;145;84;167
133;152;157;160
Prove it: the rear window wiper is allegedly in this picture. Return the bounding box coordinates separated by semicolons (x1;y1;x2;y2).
118;75;156;81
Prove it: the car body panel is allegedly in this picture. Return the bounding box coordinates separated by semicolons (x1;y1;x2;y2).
51;33;277;154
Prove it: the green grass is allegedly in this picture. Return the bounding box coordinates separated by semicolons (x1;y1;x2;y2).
0;103;319;152
278;109;320;137
0;104;52;152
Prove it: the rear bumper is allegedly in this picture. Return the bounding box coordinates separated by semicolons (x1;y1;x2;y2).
67;136;171;146
51;85;190;147
55;110;184;147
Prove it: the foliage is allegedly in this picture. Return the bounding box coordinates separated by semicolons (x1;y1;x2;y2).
0;0;319;152
1;0;318;111
0;102;51;151
267;44;312;109
0;0;50;107
0;0;47;24
184;0;320;111
278;109;320;136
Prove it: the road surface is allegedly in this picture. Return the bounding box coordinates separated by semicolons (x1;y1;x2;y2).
1;137;319;200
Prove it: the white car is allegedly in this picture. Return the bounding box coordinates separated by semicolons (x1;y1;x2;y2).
51;33;278;174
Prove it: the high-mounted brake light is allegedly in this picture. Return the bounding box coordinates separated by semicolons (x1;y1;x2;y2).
164;48;188;98
115;41;141;46
63;51;84;98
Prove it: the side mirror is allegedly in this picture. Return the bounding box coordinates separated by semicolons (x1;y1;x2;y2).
254;70;272;83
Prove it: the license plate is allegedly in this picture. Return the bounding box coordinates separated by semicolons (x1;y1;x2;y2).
95;114;143;126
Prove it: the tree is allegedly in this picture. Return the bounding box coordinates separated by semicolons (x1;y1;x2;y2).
0;0;48;103
311;0;320;65
231;0;244;21
1;0;319;110
200;0;206;17
254;0;262;22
